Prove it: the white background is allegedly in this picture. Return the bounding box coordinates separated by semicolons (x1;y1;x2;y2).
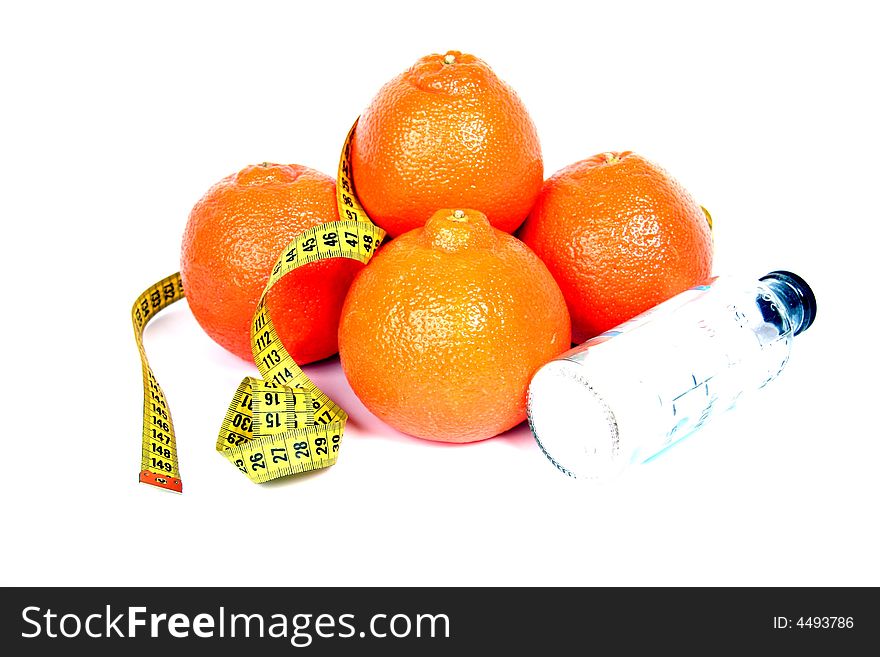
1;1;878;586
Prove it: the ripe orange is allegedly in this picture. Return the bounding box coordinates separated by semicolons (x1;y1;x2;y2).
338;208;571;443
181;163;361;364
351;51;543;238
518;152;713;343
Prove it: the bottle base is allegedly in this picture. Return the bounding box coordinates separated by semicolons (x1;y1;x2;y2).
527;359;628;480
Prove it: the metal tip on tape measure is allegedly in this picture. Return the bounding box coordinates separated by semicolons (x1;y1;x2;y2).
132;120;385;492
139;471;183;494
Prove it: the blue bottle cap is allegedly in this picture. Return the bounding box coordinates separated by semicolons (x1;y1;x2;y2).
759;270;816;336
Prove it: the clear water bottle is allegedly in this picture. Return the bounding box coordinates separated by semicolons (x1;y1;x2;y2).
527;271;817;479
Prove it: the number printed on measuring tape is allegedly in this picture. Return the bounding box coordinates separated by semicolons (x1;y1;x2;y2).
132;120;384;491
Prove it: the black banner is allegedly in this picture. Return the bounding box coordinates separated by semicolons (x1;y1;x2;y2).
0;587;874;654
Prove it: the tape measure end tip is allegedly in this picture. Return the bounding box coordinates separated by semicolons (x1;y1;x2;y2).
139;471;183;494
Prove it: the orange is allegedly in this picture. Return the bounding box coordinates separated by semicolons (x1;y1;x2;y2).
180;163;361;364
518;152;713;343
338;208;571;443
351;51;543;238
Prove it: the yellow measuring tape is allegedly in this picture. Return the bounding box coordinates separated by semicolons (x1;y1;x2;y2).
132;121;385;492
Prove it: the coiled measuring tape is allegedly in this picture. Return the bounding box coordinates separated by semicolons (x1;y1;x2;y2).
132;121;385;492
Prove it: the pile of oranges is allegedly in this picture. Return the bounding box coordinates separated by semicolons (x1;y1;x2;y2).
181;51;713;444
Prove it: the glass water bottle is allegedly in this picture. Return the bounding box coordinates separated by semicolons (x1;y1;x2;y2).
527;271;817;479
